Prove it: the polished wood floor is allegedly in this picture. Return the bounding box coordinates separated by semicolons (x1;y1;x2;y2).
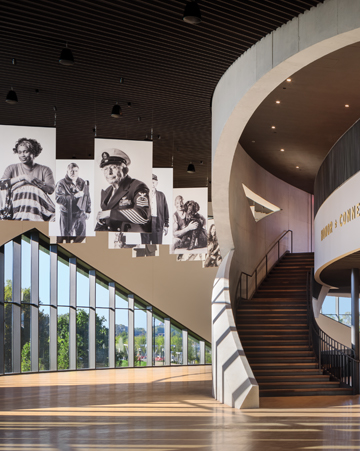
0;366;359;450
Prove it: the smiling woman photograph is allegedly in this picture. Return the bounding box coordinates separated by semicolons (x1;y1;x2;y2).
1;137;56;221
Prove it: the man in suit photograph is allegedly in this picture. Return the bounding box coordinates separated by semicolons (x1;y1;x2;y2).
141;173;169;244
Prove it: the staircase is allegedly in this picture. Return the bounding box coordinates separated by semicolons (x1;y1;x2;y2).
237;252;353;397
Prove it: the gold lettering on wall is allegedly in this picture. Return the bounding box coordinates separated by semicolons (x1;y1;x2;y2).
321;201;360;240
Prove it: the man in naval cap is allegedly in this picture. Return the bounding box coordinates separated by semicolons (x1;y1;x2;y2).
95;148;151;233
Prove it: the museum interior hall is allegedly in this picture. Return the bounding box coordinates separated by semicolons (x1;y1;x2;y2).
2;1;360;450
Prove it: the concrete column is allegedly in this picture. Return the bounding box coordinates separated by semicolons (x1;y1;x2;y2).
108;282;115;368
128;294;134;367
146;306;152;367
164;318;171;366
182;329;188;365
49;244;57;371
351;268;360;394
88;270;96;369
200;340;205;364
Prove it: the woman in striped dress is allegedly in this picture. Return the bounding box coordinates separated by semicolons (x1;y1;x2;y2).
2;137;55;221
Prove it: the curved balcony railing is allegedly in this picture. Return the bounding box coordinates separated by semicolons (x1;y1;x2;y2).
306;271;358;393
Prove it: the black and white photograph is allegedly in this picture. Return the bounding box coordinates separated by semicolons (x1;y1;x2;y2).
141;168;173;245
203;219;223;268
0;125;56;221
176;253;206;262
49;159;95;238
132;244;159;258
50;235;87;245
108;231;141;249
170;187;208;255
94;139;153;233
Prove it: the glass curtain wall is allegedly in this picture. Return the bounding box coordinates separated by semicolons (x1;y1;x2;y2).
321;295;354;326
0;231;211;376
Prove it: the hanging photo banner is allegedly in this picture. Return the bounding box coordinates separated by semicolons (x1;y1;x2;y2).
132;244;159;258
170;187;208;255
94;139;153;233
176;253;206;262
0;125;56;221
140;168;173;245
108;232;141;249
203;219;223;268
49;159;95;239
50;236;87;244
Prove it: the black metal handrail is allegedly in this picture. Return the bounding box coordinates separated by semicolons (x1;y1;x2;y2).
236;230;293;303
306;271;358;392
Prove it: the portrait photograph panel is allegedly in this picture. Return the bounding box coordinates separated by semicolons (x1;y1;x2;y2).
0;125;56;222
94;139;153;233
170;187;208;255
49;159;95;238
140;167;173;246
203;219;223;268
108;232;142;249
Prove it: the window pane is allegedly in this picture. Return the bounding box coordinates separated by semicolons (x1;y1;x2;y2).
77;266;90;307
322;296;336;315
57;256;70;306
115;289;128;309
4;303;13;373
339;297;351;315
39;243;50;305
39;305;50;371
188;335;200;365
21;235;31;303
96;278;109;308
171;324;182;365
57;307;70;370
339;314;351;326
96;308;109;368
21;304;31;372
153;315;165;366
205;344;212;364
115;309;128;367
4;242;13;302
77;308;89;369
134;308;147;367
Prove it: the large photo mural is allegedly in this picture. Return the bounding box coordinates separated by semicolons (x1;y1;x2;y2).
94;139;153;233
0;125;56;221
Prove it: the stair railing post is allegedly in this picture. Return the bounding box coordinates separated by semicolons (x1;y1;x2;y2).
265;255;268;277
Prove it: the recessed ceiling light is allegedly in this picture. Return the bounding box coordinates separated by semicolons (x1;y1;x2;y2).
280;149;285;152
252;140;255;143
286;78;292;82
276;100;280;104
271;126;276;129
345;104;350;108
296;166;300;169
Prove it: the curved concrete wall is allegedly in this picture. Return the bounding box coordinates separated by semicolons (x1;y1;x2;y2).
212;0;360;256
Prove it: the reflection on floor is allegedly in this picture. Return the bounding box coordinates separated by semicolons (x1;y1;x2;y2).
0;365;359;450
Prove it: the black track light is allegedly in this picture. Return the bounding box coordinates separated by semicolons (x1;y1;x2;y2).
111;102;122;118
6;88;18;104
187;162;195;173
59;44;75;66
183;1;202;25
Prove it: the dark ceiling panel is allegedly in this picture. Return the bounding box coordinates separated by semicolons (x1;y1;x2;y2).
0;0;324;197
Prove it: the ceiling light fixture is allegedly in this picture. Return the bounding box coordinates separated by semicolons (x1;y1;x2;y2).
183;1;202;25
345;104;350;108
271;126;276;129
286;78;292;82
6;87;18;104
111;102;122;118
280;149;285;152
187;162;195;173
276;100;280;104
296;166;300;169
59;43;75;66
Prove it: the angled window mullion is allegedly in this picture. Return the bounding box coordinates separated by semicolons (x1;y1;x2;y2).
49;244;58;371
89;269;96;369
182;330;188;365
30;232;39;372
69;257;76;370
109;282;115;368
128;294;134;367
164;318;170;366
12;238;21;373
